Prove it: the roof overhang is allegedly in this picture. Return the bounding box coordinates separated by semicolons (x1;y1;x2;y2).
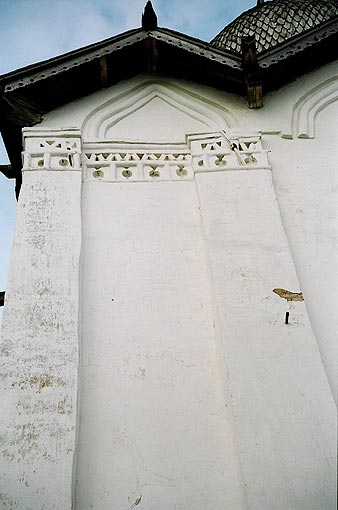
258;16;338;91
0;27;243;190
1;17;338;195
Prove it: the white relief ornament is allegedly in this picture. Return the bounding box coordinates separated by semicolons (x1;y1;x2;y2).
22;129;82;171
188;131;270;173
83;147;193;182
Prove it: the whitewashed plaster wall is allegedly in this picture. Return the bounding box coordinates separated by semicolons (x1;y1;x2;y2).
76;179;245;510
0;67;337;510
41;67;338;399
245;63;338;402
266;102;338;402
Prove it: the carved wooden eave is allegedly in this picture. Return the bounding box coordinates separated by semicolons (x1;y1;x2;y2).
0;27;243;194
0;14;338;196
0;28;242;96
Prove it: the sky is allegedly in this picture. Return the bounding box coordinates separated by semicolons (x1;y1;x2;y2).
0;0;254;300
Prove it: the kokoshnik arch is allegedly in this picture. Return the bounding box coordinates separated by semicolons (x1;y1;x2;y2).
0;1;337;509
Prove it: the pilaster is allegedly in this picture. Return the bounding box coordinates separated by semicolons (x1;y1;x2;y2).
0;128;82;509
190;130;336;510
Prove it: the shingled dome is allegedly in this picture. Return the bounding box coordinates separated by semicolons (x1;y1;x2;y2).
210;0;338;54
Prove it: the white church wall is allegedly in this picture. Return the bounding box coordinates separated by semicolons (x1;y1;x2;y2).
74;70;335;509
1;68;337;509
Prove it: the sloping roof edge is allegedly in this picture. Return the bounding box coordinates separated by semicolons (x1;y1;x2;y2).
0;27;241;91
1;14;338;197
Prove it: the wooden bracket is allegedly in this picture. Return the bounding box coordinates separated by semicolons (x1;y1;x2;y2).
144;38;158;72
241;36;263;109
3;92;43;126
100;55;108;87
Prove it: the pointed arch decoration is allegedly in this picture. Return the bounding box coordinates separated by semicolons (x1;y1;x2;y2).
82;78;238;142
289;76;338;139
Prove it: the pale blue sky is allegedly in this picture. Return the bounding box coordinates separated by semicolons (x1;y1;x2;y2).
0;0;254;295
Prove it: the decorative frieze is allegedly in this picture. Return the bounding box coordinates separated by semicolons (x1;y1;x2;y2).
82;132;269;182
83;148;193;182
21;129;270;180
188;131;271;172
22;128;82;171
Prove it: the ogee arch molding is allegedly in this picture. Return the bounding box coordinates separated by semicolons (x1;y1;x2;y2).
82;78;239;143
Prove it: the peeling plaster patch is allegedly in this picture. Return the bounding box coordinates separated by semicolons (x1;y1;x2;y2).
16;395;73;416
2;423;39;462
272;288;304;302
134;367;146;379
48;424;74;439
34;278;55;297
1;449;15;462
12;374;67;393
0;493;16;509
24;302;65;333
2;420;75;465
57;396;73;414
17;472;29;487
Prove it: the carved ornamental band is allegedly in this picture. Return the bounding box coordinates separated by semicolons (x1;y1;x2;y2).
22;128;82;172
21;129;270;180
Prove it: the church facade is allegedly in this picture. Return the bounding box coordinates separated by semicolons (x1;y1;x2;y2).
0;1;337;509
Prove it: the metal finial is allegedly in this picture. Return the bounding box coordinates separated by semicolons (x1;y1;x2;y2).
142;1;158;30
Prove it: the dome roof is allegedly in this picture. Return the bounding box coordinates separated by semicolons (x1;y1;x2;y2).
210;0;338;54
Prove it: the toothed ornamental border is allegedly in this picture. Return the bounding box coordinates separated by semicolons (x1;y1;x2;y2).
22;129;271;181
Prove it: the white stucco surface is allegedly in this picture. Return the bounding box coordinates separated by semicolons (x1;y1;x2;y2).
1;69;337;509
267;102;338;400
75;180;244;509
196;169;336;509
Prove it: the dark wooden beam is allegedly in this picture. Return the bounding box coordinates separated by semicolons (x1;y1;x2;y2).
3;92;43;126
241;36;263;109
100;55;108;86
144;38;158;72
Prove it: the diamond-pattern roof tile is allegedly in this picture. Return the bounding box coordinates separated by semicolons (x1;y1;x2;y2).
211;0;338;54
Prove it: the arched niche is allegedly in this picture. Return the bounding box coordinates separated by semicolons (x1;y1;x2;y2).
82;78;238;143
290;75;338;139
